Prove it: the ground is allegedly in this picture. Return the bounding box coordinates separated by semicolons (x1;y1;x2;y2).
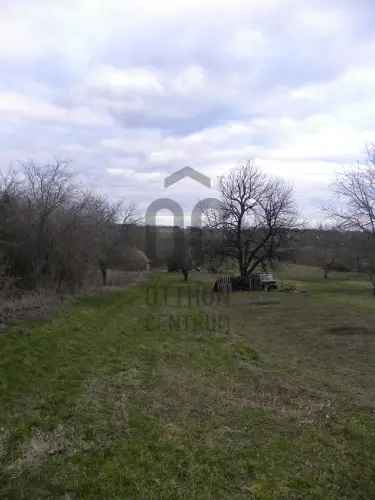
1;265;375;499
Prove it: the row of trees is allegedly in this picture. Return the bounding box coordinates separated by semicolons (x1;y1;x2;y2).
0;160;137;291
1;145;374;295
190;150;375;293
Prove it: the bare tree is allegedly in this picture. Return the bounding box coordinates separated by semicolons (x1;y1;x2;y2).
81;195;139;285
332;146;375;294
209;161;298;281
0;168;22;249
0;169;24;285
314;226;348;279
22;160;75;284
50;198;92;291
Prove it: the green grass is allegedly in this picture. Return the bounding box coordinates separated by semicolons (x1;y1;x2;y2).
1;266;375;499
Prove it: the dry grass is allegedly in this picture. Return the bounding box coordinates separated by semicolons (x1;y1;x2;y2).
7;372;130;477
0;289;66;329
1;265;375;498
0;270;150;331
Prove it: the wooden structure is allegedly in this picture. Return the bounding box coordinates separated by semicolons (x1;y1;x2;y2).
254;272;277;291
215;275;233;293
213;272;277;292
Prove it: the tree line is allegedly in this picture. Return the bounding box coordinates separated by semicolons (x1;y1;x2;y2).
1;145;375;295
157;150;375;293
0;160;137;292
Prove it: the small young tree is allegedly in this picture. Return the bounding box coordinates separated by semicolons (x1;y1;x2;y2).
315;227;348;279
166;246;193;281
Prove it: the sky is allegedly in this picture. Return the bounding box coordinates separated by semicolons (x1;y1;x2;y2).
1;0;375;225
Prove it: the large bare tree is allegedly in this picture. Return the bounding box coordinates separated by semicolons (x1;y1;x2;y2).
208;161;298;280
332;145;375;294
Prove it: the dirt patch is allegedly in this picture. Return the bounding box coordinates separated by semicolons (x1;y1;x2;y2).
327;326;375;336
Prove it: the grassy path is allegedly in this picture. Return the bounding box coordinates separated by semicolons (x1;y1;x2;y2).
1;270;375;498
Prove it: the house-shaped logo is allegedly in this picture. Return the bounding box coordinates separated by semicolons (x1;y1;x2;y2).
164;166;211;188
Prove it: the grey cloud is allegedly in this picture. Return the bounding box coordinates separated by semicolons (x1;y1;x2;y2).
1;0;375;217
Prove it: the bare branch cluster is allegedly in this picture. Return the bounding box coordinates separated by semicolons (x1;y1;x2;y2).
331;145;375;293
211;160;298;279
0;160;138;291
333;147;375;234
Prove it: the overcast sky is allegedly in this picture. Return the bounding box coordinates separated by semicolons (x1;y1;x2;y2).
1;0;375;224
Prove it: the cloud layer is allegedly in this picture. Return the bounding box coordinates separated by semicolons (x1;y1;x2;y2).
1;0;375;222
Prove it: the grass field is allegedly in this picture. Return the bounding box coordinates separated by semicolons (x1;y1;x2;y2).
1;265;375;499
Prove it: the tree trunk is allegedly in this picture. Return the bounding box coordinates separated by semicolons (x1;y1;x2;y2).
239;264;247;282
100;265;107;286
99;258;108;286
